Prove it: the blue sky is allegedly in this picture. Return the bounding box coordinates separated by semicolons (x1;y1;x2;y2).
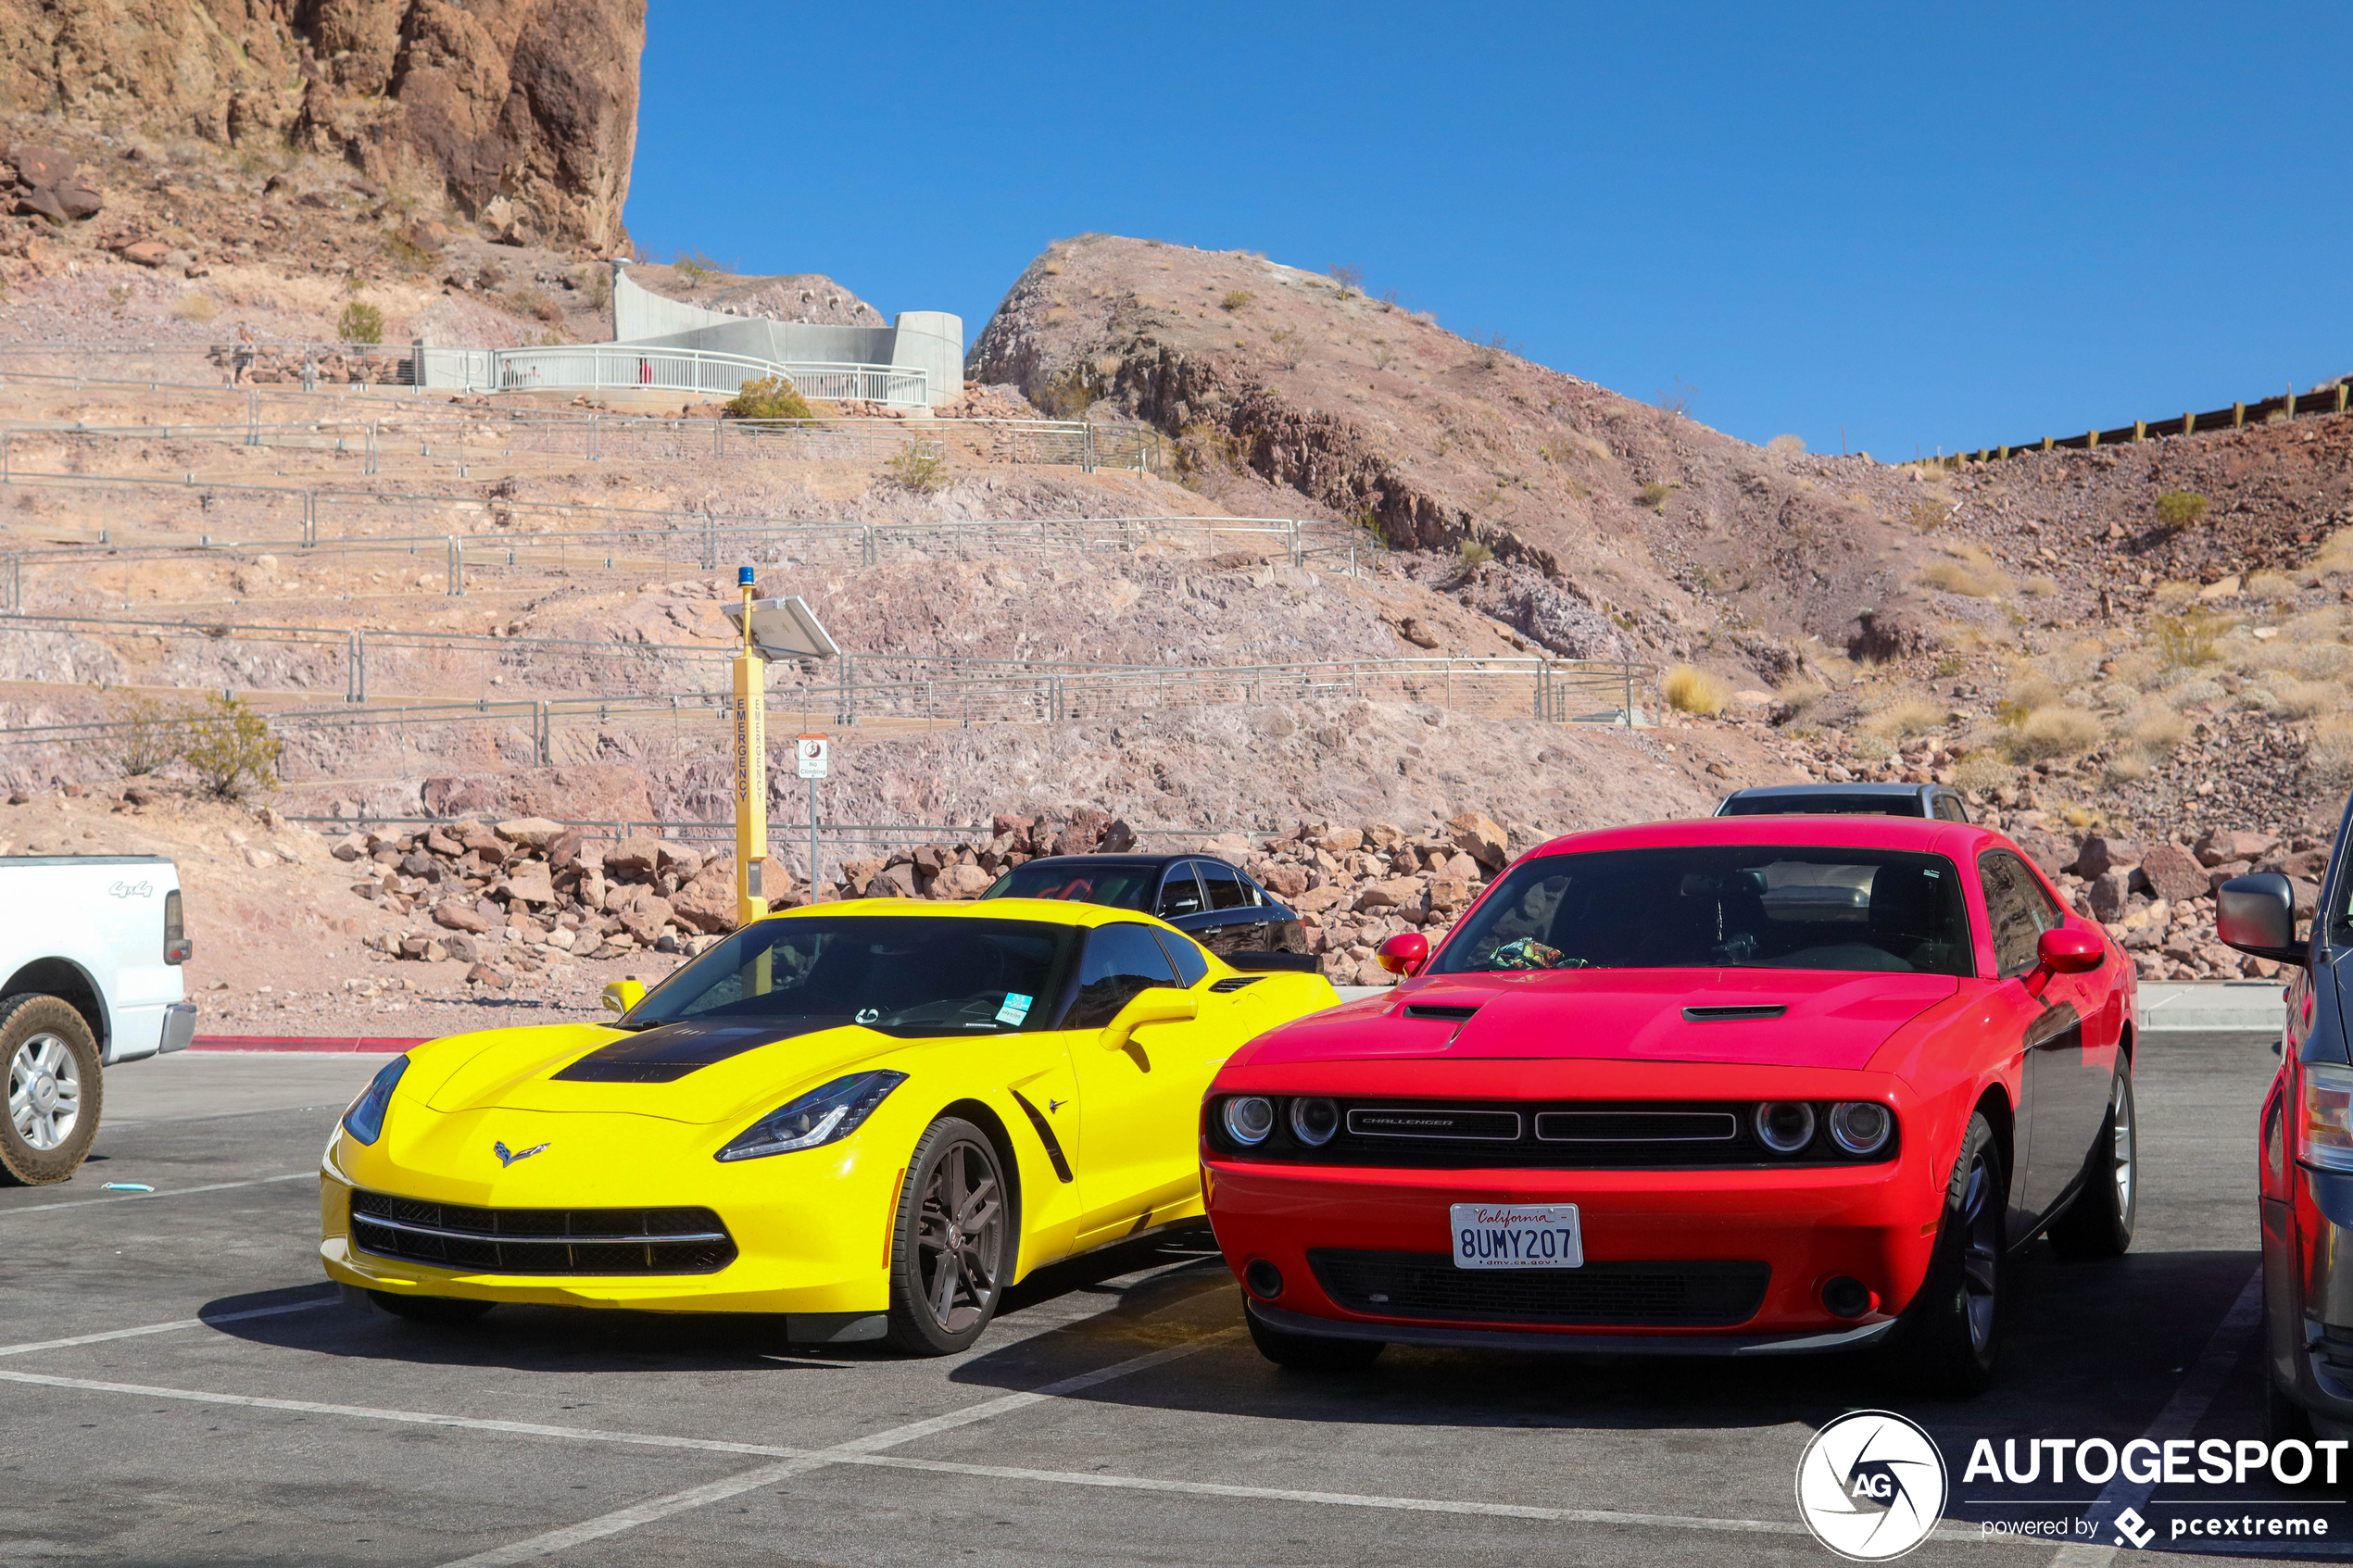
626;4;2352;460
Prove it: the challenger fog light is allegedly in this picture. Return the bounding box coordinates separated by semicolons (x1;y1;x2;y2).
1829;1100;1893;1156
1244;1259;1285;1298
341;1055;409;1146
1223;1096;1277;1147
1755;1100;1817;1154
1290;1098;1340;1147
1820;1275;1872;1319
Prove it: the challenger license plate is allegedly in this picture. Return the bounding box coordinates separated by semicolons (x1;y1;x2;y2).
1449;1202;1583;1269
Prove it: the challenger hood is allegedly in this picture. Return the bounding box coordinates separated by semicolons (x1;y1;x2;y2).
412;1017;900;1126
1240;969;1959;1073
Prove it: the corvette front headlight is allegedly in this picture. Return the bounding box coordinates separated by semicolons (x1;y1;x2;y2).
341;1055;409;1147
716;1071;909;1162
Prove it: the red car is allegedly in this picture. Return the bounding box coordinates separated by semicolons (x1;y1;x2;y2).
1202;814;2137;1393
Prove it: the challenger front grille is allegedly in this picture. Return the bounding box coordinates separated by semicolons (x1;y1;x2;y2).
1206;1097;1897;1169
1310;1250;1770;1327
347;1190;736;1275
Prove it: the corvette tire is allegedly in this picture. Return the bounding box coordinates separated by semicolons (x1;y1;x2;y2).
0;995;103;1185
368;1290;494;1323
2046;1070;2136;1260
1891;1110;2005;1397
887;1118;1011;1356
1244;1303;1384;1372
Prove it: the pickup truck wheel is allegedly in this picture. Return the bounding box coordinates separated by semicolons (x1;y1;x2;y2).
0;996;103;1185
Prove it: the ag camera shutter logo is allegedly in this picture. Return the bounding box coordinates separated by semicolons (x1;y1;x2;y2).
1795;1410;1948;1561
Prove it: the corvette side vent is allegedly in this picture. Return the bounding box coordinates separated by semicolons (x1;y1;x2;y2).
1680;1005;1787;1022
1403;1004;1481;1022
1209;976;1263;993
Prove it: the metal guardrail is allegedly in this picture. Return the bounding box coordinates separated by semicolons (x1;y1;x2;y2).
1935;376;2353;466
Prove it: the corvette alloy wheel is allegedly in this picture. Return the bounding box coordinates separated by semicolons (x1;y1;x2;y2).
0;997;103;1185
887;1117;1010;1354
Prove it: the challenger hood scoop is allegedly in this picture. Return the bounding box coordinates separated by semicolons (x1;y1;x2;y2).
1244;969;1957;1072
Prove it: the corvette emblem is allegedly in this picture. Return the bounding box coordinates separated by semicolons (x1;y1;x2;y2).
493;1140;550;1167
1048;1098;1065;1113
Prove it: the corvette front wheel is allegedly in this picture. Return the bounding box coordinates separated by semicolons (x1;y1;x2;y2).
887;1118;1011;1356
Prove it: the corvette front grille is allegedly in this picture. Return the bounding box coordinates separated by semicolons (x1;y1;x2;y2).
347;1190;736;1275
1310;1250;1769;1327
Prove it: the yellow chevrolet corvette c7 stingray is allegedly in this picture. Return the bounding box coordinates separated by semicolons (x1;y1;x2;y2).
320;898;1339;1353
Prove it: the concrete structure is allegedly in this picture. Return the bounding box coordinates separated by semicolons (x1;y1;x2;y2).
413;266;962;409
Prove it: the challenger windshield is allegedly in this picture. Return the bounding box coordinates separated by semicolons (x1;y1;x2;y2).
1432;847;1972;976
622;917;1076;1037
979;861;1158;909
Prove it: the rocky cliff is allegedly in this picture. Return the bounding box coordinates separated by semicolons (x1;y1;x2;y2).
0;0;643;250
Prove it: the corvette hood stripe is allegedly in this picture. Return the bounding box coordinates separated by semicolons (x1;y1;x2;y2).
550;1019;854;1083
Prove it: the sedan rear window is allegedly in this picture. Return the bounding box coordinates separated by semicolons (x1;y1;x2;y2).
1718;793;1922;817
981;861;1158;910
1431;847;1972;977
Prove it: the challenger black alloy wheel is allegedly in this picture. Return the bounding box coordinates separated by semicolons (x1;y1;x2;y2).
0;995;104;1185
2047;1069;2137;1259
1244;1302;1385;1372
887;1117;1011;1355
1890;1110;2005;1396
366;1291;495;1323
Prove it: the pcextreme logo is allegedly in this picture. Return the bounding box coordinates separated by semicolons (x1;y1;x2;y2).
1795;1410;1949;1562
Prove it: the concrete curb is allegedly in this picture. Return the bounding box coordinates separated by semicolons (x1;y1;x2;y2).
2138;983;2289;1035
188;1035;424;1053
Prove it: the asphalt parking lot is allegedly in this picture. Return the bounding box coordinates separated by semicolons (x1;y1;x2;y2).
0;1032;2329;1567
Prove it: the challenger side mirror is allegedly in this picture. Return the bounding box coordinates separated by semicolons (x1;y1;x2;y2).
602;979;646;1015
1378;932;1429;976
2036;928;2106;974
2217;873;2306;967
1103;986;1198;1046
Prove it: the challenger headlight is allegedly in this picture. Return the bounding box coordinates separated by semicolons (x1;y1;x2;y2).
1828;1100;1894;1156
1754;1100;1817;1154
716;1071;908;1162
1289;1098;1340;1147
2302;1063;2353;1173
341;1056;409;1146
1222;1096;1276;1146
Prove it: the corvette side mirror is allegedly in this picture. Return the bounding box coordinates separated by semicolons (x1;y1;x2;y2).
1103;987;1197;1046
602;979;646;1015
2217;872;2307;966
2036;928;2105;974
1378;932;1429;976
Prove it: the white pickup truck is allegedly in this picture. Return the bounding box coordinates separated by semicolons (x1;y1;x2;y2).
1;855;196;1184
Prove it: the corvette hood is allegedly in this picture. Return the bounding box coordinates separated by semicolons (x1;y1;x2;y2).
414;1017;903;1126
1239;969;1958;1073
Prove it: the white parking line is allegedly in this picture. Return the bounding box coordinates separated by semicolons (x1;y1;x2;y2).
0;1296;334;1359
2048;1266;2263;1568
0;1171;313;1219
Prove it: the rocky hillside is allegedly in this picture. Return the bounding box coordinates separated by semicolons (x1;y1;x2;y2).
0;0;643;250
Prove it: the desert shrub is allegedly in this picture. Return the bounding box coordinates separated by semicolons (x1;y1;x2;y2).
2310;716;2353;782
2155;490;2209;532
2313;531;2353;575
1852;734;1895;761
1458;539;1494;569
336;300;384;345
2274;680;2342;720
724;375;814;421
673;249;720;283
2152;609;2221;670
2151;581;2200;608
1035;366;1098;419
2023;574;2058;597
1327;263;1363;296
1660;664;1730;715
2246;570;2296;605
182;694;281;799
2005;705;2103;762
90;691;191;776
1772;676;1826;716
2296;643;2353;681
384;234;436;272
2104;650;2158;690
887;439;948;495
172;292;218;323
1860;696;1945;738
1267;326;1304;370
1904;500;1950;533
506;284;561;324
2124;706;2188;754
1952;751;2012;793
1220;290;1254;312
1919;547;2008;598
2105;754;2150;783
1766;434;1805;459
2169;678;2227;708
1638;481;1680;512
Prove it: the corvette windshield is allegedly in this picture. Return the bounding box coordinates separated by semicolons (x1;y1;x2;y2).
622;917;1076;1036
1432;847;1972;977
979;861;1157;909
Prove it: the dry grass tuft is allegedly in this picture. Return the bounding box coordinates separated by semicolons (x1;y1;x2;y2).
1660;664;1730;716
2125;706;2188;754
1919;542;2008;598
2296;643;2353;681
2245;570;2297;605
2275;680;2344;720
2152;581;2200;609
2310;716;2353;783
1860;696;1946;738
2023;574;2059;596
2315;531;2353;575
172;292;218;323
2006;706;2103;762
1952;752;2012;794
1772;677;1826;716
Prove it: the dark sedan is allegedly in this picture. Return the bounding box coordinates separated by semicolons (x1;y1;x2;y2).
979;854;1308;956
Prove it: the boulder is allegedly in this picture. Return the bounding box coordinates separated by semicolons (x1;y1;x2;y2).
1441;850;1482;883
658;846;705;879
424;829;463;857
932;864;994;899
1448;812;1509;871
2291;877;2322;920
432;900;491;935
1053;808;1113;857
13;144;75;188
2009;825;2074;882
545;827;591;872
603;834;662;879
117;239;170;268
1293;885;1353;915
608;884;674;944
670;872;739;935
2088;871;2133;922
398;935;434;960
2196;828;2280;868
330;834;368;862
870;862;921;899
1258;862;1309;898
459;825;507;862
2073;835;2146;880
494;816;566;849
501;864;556;906
1100;819;1138;853
1355;877;1426;911
2208;861;2252;894
439;933;479;965
2279;847;2332;880
2140;843;2208;906
466;962;510;988
1428;876;1475;911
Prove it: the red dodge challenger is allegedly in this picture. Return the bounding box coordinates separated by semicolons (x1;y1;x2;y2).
1202;814;2136;1393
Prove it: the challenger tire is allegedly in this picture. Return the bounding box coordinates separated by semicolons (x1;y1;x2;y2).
1891;1110;2006;1396
2047;1069;2136;1260
0;995;104;1185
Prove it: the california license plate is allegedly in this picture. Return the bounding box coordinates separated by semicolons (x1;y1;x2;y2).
1449;1202;1583;1269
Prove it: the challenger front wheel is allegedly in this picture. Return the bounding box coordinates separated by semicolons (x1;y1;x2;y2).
886;1118;1011;1356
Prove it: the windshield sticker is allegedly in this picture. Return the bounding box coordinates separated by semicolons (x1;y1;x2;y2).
996;993;1034;1024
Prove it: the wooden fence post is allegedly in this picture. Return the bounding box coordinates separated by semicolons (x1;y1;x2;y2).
2133;420;2145;442
2233;402;2246;429
2087;429;2099;449
2184;412;2196;436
